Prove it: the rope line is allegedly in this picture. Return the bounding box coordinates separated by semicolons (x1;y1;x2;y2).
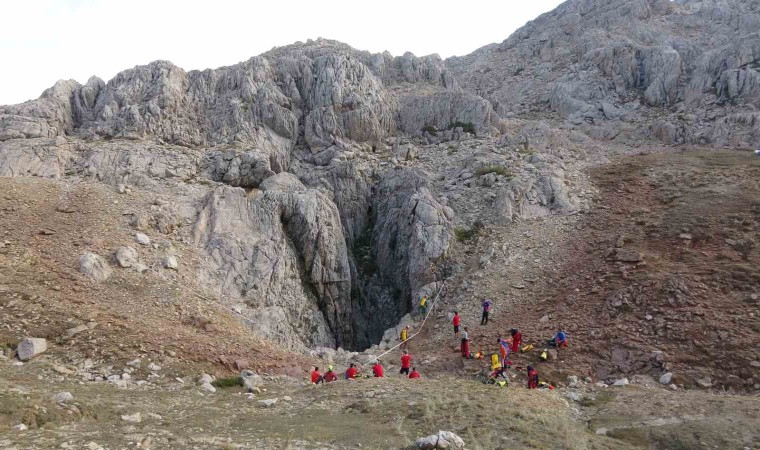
374;282;447;361
193;281;447;359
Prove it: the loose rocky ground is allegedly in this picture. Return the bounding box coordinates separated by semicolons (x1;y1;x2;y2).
2;147;759;449
1;356;758;449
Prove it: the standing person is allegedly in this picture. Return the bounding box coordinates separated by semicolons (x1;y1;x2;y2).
498;337;511;368
419;296;428;318
527;365;539;389
400;350;412;376
510;328;523;353
452;311;461;338
461;327;470;358
324;365;338;383
400;325;410;350
345;363;358;380
481;299;492;325
310;366;323;384
409;367;421;379
372;361;384;378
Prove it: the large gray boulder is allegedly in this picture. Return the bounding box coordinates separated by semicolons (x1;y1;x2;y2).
78;252;112;282
17;338;48;361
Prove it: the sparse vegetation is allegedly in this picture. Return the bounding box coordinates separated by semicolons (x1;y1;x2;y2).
455;221;484;242
475;165;512;178
211;376;242;388
447;121;476;135
421;125;438;136
353;225;378;277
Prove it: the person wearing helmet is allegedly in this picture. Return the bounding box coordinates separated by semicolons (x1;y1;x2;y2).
409;367;421;379
323;365;338;382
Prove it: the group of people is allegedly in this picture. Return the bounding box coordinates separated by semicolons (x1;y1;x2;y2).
452;301;569;389
308;294;569;390
310;349;421;384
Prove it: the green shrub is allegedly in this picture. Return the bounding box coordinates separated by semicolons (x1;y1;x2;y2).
211;376;242;388
353;226;378;277
421;125;438;136
475;165;512;178
447;121;476;135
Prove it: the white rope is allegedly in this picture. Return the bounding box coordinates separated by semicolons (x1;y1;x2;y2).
374;282;447;361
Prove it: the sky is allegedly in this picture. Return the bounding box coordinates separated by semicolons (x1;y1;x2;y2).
0;0;564;105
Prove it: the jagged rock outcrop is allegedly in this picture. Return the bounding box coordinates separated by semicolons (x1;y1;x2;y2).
192;184;353;350
447;0;760;147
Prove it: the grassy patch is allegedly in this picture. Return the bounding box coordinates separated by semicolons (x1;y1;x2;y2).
421;125;438;136
579;391;616;407
455;221;484;243
475;165;512;178
212;376;242;388
447;121;476;135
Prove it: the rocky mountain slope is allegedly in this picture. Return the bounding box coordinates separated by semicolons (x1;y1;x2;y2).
0;0;757;400
448;0;760;148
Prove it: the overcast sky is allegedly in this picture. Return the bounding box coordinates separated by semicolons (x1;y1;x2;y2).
0;0;564;105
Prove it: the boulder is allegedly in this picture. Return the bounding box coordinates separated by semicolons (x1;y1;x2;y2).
200;382;216;393
659;372;673;385
78;252;112;282
416;430;465;449
613;248;642;262
16;337;48;361
134;233;151;246
120;412;141;423
241;370;263;391
162;256;178;270
259;398;278;407
114;246;138;268
53;392;74;403
612;378;630;387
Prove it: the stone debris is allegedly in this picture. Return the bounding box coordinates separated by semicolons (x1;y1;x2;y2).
121;412;142;423
416;430;465;449
259;398;278;407
53;392;74;403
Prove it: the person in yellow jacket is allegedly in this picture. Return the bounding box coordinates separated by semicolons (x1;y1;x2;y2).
419;296;428;317
400;325;410;350
490;353;502;371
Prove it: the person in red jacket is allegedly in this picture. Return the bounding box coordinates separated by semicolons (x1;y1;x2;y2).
400;350;412;376
310;366;323;384
345;363;358;380
461;327;470;358
452;311;461;338
510;328;523;353
527;365;539;389
323;365;338;383
409;367;421;379
373;361;384;378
